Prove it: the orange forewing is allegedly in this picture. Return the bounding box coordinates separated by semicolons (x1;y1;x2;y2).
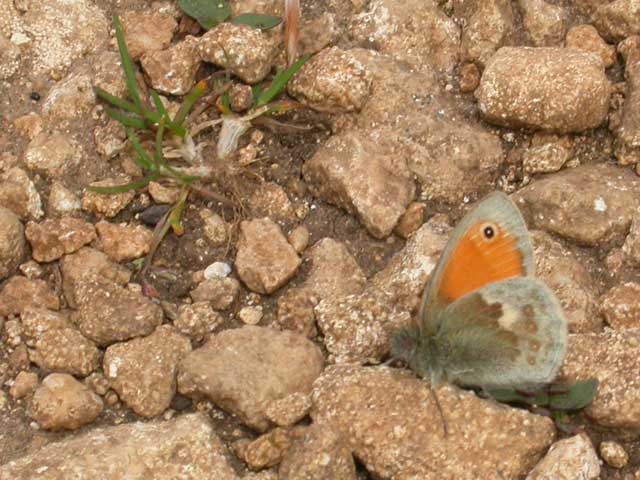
438;222;525;304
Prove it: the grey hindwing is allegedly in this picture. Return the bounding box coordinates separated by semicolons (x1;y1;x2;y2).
434;277;567;389
419;192;534;336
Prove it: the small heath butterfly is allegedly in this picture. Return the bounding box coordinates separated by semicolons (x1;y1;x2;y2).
390;192;567;390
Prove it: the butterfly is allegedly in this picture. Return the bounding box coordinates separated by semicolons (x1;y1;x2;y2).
390;192;567;390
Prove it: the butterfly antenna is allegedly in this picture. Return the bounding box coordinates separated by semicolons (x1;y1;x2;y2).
430;387;449;438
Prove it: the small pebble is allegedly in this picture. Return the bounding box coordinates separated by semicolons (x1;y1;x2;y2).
204;262;231;279
238;306;263;325
600;440;628;468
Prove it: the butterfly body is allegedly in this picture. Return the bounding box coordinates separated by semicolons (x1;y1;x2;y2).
391;192;567;390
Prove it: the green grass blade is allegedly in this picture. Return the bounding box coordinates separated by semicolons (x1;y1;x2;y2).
87;172;161;194
106;108;146;129
154;117;166;165
149;90;167;117
126;128;155;171
113;15;142;111
173;80;207;128
95;87;140;114
255;55;307;108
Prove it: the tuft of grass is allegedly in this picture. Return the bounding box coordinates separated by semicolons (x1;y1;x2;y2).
93;13;309;293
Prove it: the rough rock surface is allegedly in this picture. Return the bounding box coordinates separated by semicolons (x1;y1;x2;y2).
303;131;415;238
279;424;356;480
476;47;611;133
60;247;131;308
565;24;616;68
95;221;152;262
141;36;201;96
199;23;277;83
29;373;103;431
121;10;177;60
456;0;516;66
104;325;192;417
513;164;640;247
560;329;640;428
288;47;372;113
32;328;100;377
0;276;59;317
532;231;600;333
178;326;324;431
0;207;24;280
72;280;164;346
349;49;504;204
526;433;600;479
0;168;43;221
190;277;240;309
601;282;640;330
235;218;301;294
0;414;238;479
350;0;459;75
519;0;568;47
311;365;556;479
25;217;96;262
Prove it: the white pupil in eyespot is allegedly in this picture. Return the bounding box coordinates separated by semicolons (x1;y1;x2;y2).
483;226;495;239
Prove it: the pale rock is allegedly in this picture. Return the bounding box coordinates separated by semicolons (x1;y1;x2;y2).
72;279;164;346
121;10;177;60
476;47;611;133
29;373;103;431
235;218;301;294
0;167;43;220
190;277;240;309
0;207;25;280
266;392;311;427
95;221;152;262
302;131;415;238
82;177;136;217
238;306;263;325
42;72;95;121
279;424;356;480
287;226;310;254
174;301;223;341
312;365;555;479
0;413;238;479
513;164;640;246
25;217;96;262
178;326;324;431
600;282;640;330
518;0;568;47
560;329;640;428
350;0;459;75
32;328;100;377
47;182;81;216
9;371;38;399
248;182;296;223
0;276;59;316
288;47;373;113
199;23;278;83
599;440;629;468
60;247;131;308
103;325;192;417
23;132;82;179
565;24;616;68
526;433;600;479
141;36;201;96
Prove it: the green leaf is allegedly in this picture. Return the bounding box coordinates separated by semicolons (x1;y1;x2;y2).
105;108;146;129
87;172;161;194
95;87;140;114
173;80;207;130
178;0;230;30
232;13;281;30
126;128;155;171
255;55;307;108
113;15;142;111
154;117;166;165
549;379;598;411
149;90;168;118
